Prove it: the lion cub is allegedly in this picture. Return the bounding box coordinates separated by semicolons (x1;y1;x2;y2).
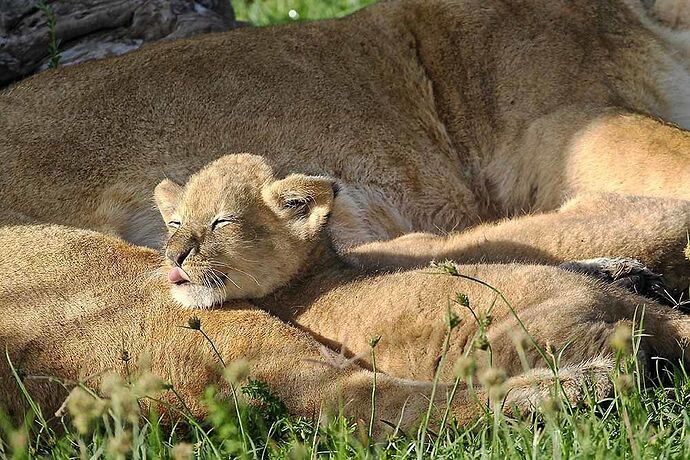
154;154;690;392
154;153;337;308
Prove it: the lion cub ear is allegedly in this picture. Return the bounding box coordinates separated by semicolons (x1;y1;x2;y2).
264;174;337;240
154;179;184;223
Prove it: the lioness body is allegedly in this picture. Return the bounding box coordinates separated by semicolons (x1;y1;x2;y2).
348;193;690;290
4;0;690;254
260;251;678;382
6;0;690;430
3;155;681;426
0;224;482;431
4;223;686;427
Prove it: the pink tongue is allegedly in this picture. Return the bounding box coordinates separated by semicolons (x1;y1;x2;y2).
168;267;191;284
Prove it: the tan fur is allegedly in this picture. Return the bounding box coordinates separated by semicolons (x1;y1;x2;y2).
4;0;690;256
5;0;690;430
347;193;690;291
0;223;621;432
152;155;690;409
0;224;492;434
153;154;337;308
3;155;690;429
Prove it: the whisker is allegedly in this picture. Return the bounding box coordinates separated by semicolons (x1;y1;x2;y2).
210;263;260;287
208;267;241;290
207;270;229;307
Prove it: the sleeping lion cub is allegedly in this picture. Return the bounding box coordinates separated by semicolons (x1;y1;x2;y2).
153;153;690;388
2;154;690;431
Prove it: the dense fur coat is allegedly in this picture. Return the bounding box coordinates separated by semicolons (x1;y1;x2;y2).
3;0;690;252
4;0;690;430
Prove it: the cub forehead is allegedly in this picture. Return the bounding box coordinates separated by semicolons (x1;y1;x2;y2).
184;166;273;202
178;181;266;220
173;153;277;220
192;154;275;188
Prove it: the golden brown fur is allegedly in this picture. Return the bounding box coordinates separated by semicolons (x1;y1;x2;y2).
0;224;480;433
3;153;684;428
153;155;336;308
3;0;690;262
0;223;619;431
5;0;690;430
347;193;690;292
151;154;690;408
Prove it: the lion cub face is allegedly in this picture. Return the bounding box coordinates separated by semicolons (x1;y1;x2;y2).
154;154;336;309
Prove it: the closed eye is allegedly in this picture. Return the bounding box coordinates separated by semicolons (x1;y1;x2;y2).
167;220;181;229
283;197;310;217
284;198;309;209
212;215;239;230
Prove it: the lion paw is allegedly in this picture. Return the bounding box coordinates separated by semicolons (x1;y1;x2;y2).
559;257;667;299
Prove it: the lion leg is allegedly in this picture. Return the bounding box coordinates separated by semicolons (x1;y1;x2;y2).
145;310;618;433
346;193;690;290
485;282;690;383
501;358;614;413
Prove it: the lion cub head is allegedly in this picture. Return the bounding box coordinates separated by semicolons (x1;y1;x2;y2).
154;154;336;309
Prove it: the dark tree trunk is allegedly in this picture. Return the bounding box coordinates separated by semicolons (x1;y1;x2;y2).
0;0;237;86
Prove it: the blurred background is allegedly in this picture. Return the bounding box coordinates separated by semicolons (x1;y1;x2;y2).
234;0;377;26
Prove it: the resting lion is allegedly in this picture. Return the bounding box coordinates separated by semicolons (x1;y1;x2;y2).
0;220;620;432
151;153;689;397
4;153;690;431
0;223;488;433
3;0;690;286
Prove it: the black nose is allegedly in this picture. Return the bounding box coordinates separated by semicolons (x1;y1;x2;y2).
167;247;192;267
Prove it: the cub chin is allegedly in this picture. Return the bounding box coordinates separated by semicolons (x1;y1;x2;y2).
154;153;337;309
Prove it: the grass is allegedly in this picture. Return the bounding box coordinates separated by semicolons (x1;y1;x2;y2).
233;0;378;26
13;0;690;458
6;264;690;459
6;315;690;459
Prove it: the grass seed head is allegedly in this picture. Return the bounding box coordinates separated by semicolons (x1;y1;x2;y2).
66;387;107;434
132;371;166;397
432;260;460;276
614;374;634;394
170;442;194;460
106;430;132;458
482;313;493;327
101;374;140;424
455;292;470;308
609;324;633;355
479;366;507;388
479;366;507;401
223;359;250;383
454;355;477;380
101;373;125;396
473;335;490;351
540;396;563;416
187;316;202;330
368;335;381;348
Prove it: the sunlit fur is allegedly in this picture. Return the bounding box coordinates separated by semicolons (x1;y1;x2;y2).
154;154;335;309
7;0;690;255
